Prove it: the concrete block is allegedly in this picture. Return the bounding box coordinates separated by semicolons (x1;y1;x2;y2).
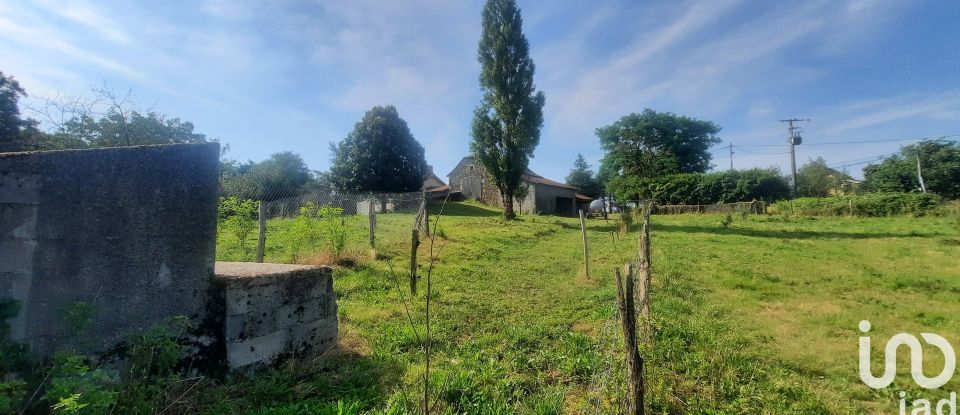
214;262;337;371
0;143;220;359
0;204;37;238
0;271;31;299
0;239;36;273
0;172;39;204
288;315;337;355
226;329;288;369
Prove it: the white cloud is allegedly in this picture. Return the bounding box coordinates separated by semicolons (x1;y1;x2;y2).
31;0;133;45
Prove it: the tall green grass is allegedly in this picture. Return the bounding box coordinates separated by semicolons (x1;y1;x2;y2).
770;192;942;216
200;202;959;413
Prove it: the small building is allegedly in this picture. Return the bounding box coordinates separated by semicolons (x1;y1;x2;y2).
447;156;588;216
421;165;451;200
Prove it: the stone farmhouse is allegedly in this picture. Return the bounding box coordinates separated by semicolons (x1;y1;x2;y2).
447;156;591;216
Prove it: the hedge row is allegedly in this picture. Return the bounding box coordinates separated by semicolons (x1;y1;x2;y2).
769;193;943;216
609;168;791;205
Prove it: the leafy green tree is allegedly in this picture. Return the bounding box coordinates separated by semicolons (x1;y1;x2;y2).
797;157;852;197
49;111;205;148
470;0;546;220
0;71;41;153
245;152;312;201
329;105;427;193
863;139;960;199
15;84;207;150
565;154;602;198
598;109;721;197
609;168;790;204
217;197;258;260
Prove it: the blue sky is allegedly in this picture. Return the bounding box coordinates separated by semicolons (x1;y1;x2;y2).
2;0;959;180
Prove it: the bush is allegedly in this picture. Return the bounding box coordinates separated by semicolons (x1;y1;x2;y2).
218;197;259;260
720;213;734;228
609;168;790;205
616;209;633;233
280;203;347;262
770;193;943;217
0;299;31;414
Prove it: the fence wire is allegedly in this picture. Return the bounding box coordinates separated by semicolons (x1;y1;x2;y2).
215;182;430;264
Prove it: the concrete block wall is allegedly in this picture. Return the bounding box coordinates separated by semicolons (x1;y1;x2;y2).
0;143;220;358
213;262;338;371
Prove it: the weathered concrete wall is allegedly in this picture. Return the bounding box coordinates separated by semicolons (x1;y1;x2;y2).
213;262;337;371
0;143;220;357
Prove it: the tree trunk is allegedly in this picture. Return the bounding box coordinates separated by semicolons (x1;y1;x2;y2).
502;192;516;220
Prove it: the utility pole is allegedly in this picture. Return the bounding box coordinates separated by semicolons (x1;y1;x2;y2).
779;118;810;195
728;143;734;171
916;150;927;193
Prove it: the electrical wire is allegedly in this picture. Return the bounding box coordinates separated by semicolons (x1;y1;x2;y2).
802;134;960;146
735;147;791;155
710;133;958;150
828;153;898;169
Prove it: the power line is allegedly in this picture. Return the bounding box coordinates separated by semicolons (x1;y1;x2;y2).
736;147;791;155
828;153;897;170
711;133;959;150
803;134;960;146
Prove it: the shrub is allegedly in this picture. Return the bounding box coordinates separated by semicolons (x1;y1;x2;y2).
45;355;118;414
616;208;633;233
282;203;347;262
218;197;259;260
0;299;29;414
720;213;734;228
609;168;790;205
771;193;943;217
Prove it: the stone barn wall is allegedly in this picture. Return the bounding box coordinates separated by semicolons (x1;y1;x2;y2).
0;143;220;358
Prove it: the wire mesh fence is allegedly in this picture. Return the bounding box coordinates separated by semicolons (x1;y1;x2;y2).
652;201;768;215
613;200;768;215
216;184;429;265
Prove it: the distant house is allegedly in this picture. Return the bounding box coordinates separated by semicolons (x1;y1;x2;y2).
420;165;450;199
447;156;591;216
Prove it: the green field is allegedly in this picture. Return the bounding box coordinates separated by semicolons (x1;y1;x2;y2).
207;202;960;414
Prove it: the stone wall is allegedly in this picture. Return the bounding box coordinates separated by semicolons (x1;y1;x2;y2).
213;262;337;371
0;143;220;358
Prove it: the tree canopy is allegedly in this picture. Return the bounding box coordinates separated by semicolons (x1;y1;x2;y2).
598;109;721;201
863;139;960;199
329;105;427;193
470;0;545;219
0;71;43;153
565;154;602;198
610;168;790;205
51;111;206;148
220;152;313;201
598;109;721;188
0;72;208;152
796;157;853;197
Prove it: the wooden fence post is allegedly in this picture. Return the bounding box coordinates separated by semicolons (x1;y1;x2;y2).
616;266;645;415
410;229;419;294
256;200;267;263
638;204;652;319
368;199;376;249
579;209;589;279
421;192;430;237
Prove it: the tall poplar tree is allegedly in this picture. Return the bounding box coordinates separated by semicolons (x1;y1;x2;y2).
470;0;545;219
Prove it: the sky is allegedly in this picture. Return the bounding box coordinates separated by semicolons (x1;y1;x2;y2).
2;0;959;181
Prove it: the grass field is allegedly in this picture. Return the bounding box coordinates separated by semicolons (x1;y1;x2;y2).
207;202;960;414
